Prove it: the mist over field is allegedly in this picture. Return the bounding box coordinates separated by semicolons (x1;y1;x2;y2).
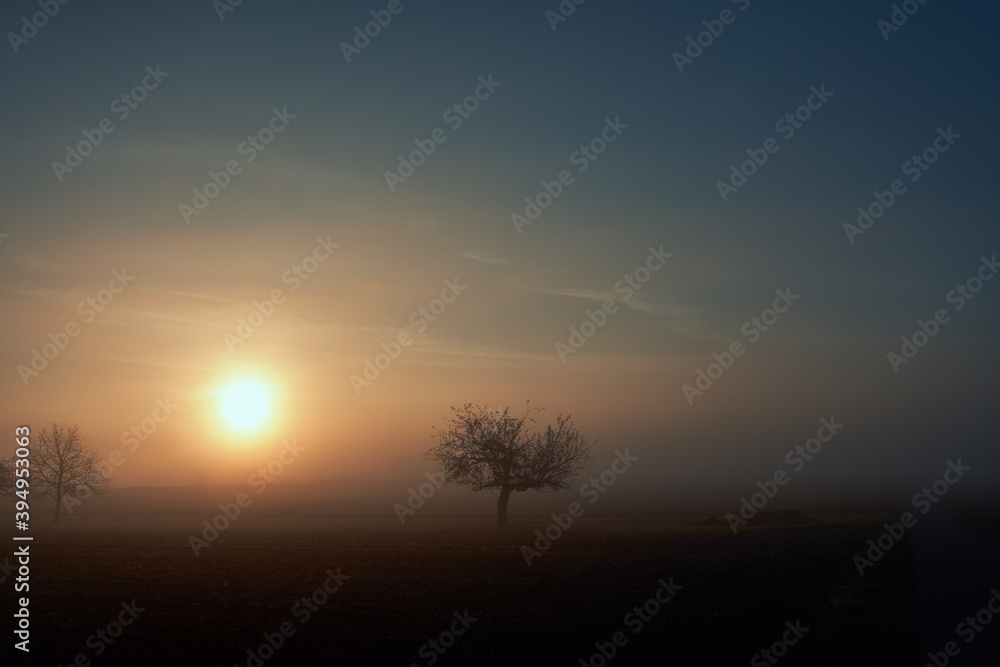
2;0;999;665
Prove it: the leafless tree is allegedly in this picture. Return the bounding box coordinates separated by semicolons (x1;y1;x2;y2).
426;402;594;527
32;423;110;523
0;456;14;495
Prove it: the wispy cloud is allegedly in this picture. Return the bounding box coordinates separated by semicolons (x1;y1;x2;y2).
135;286;228;302
456;249;512;265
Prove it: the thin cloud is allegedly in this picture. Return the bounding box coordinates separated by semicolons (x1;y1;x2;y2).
456;249;512;265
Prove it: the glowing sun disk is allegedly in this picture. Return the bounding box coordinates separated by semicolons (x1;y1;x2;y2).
219;380;272;432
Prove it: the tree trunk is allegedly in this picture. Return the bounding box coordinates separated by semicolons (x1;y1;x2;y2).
497;486;512;527
53;490;61;524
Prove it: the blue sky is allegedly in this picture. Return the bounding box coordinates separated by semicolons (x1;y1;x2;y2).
1;0;998;504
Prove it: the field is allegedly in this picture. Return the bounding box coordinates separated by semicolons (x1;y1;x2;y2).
11;512;997;666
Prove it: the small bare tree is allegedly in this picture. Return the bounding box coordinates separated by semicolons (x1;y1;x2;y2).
32;423;110;523
427;402;594;527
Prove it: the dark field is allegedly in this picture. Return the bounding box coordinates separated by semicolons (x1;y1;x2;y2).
9;513;1000;666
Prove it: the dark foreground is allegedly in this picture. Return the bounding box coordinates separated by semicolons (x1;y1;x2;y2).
5;513;1000;666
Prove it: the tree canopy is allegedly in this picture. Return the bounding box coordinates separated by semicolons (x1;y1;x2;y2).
426;402;594;526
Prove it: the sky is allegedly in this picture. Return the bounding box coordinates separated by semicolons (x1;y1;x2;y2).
1;0;998;510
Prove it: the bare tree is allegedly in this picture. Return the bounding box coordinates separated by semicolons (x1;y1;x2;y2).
426;402;594;527
0;456;14;495
32;423;110;523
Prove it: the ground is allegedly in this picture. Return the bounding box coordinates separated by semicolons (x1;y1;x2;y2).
6;513;975;665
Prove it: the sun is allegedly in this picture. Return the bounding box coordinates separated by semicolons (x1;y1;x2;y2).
218;379;272;432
